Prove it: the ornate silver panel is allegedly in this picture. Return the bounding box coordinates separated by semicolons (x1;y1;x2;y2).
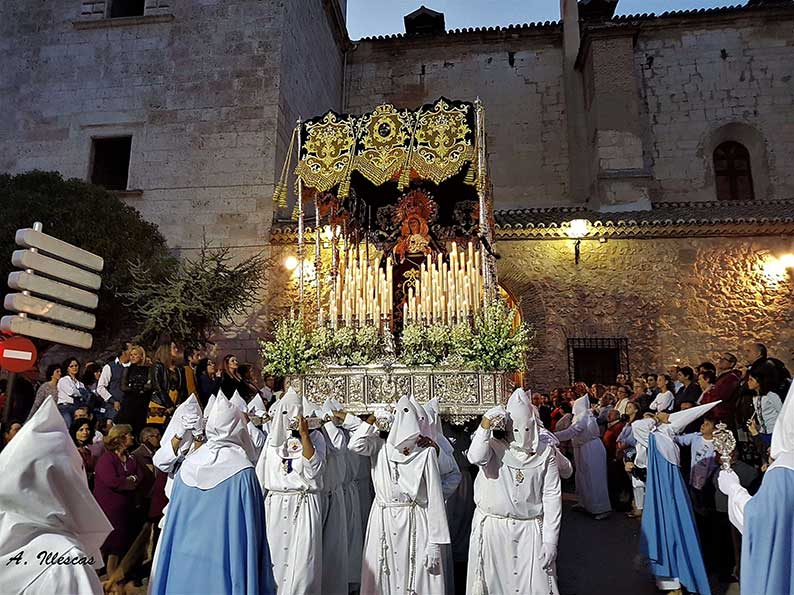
288;366;513;422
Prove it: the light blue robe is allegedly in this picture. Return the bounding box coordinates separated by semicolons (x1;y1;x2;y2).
152;468;276;595
741;467;794;595
640;433;711;595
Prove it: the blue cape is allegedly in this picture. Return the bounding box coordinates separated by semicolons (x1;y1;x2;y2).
742;467;794;595
152;468;275;595
640;432;711;595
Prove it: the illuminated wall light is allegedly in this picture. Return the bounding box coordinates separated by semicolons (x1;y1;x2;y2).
762;253;794;283
283;255;299;271
566;219;590;239
565;219;590;265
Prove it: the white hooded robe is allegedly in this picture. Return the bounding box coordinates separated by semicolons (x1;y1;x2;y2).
349;396;451;595
255;388;326;594
466;389;562;595
0;398;112;595
554;395;611;515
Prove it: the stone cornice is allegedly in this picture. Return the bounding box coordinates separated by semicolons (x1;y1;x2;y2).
268;199;794;244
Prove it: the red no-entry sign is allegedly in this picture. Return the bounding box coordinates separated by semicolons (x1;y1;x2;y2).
0;336;38;373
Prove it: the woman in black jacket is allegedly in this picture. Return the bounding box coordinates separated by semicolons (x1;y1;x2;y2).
118;345;153;434
219;354;243;398
195;357;220;408
150;341;186;417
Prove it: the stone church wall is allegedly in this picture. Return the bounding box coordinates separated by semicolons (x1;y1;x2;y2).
498;234;794;389
0;0;343;255
634;15;794;203
345;29;571;210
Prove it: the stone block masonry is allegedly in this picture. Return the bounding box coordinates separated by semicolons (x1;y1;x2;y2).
498;235;794;389
636;18;794;203
345;29;571;211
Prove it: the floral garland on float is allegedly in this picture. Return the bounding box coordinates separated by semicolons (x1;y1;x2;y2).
262;98;528;420
260;299;533;376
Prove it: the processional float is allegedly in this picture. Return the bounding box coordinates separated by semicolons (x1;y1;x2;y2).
267;98;527;422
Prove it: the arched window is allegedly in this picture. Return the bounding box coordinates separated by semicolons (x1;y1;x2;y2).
713;141;754;201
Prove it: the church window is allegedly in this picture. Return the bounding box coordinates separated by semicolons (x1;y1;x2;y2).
108;0;145;18
90;136;132;191
567;337;630;385
713;141;754;201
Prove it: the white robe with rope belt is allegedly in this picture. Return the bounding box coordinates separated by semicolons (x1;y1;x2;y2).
554;396;611;515
256;431;326;595
465;427;562;595
349;421;450;595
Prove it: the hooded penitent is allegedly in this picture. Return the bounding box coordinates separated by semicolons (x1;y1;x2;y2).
179;396;257;490
503;388;541;468
248;394;268;418
387;395;423;464
268;387;304;459
0;398;113;594
423;398;454;455
204;393;218;420
230;390;248;414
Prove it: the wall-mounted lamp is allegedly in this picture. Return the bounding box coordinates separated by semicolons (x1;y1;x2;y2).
565;219;590;265
762;253;794;282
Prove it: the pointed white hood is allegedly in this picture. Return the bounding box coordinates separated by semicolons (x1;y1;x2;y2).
387;395;422;463
572;394;592;422
268;387;303;450
502;388;541;468
423;398;454;455
654;400;721;466
179;396;256;490
770;381;794;471
229;390;247;413
204;393;217;420
0;398;112;593
248;394;268;418
668;401;721;434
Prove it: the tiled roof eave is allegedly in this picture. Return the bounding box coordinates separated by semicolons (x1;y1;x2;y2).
268;219;794;245
495;220;794;240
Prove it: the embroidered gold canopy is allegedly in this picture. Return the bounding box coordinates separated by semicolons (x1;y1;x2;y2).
280;97;478;203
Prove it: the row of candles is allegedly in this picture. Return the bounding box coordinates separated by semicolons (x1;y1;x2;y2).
323;241;484;328
403;241;483;325
328;248;394;328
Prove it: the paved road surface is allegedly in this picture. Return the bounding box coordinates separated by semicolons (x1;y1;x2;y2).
557;498;737;595
556;499;657;595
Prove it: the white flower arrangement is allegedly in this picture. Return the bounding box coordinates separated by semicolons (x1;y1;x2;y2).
261;299;533;375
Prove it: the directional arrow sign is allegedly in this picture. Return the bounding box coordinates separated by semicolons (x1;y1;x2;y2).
15;228;104;272
12;250;102;291
4;293;96;329
0;316;93;350
7;271;99;310
5;223;103;350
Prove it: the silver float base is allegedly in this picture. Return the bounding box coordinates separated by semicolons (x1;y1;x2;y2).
287;365;514;424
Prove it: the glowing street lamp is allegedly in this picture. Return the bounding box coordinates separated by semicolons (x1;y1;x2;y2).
565;219;590;265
